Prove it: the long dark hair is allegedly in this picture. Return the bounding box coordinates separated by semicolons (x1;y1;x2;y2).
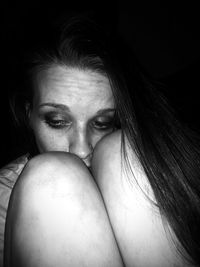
114;42;200;265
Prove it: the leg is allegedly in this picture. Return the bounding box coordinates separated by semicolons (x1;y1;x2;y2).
92;130;191;267
4;152;123;267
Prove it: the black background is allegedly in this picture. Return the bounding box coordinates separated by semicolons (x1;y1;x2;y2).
1;1;200;167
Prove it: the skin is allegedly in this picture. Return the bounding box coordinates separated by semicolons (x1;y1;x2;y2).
29;65;116;167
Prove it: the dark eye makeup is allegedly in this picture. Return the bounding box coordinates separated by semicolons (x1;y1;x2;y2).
91;116;115;131
41;112;72;129
39;110;120;131
91;110;121;131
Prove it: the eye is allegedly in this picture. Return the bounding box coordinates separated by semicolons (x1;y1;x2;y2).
43;113;72;129
92;117;115;131
45;119;71;129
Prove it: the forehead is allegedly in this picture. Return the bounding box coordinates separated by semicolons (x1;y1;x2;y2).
33;65;114;107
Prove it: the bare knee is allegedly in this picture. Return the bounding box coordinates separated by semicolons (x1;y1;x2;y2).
5;152;92;265
91;130;122;185
6;151;96;235
4;152;123;266
16;151;89;190
13;151;101;222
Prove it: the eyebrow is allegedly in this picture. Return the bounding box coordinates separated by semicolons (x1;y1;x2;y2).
38;103;115;115
39;103;70;111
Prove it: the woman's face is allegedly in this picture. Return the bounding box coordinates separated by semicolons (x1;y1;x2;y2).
29;65;115;167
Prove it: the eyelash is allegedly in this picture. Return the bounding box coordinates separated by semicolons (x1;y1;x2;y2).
92;120;114;131
45;119;71;129
44;118;115;131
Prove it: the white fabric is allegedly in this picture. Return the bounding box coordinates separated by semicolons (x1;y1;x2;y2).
0;155;28;266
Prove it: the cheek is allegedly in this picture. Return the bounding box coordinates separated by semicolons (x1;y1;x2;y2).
31;122;69;153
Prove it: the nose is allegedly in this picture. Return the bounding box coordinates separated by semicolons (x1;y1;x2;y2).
69;130;93;164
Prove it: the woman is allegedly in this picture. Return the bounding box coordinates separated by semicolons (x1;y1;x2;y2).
1;15;200;266
0;15;120;265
